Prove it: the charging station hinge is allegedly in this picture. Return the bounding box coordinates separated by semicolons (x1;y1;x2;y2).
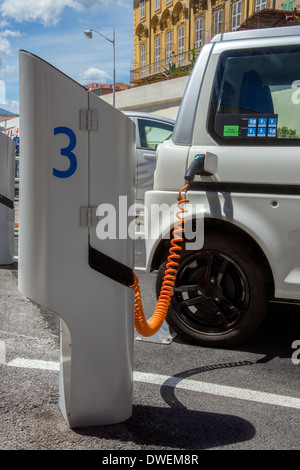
79;109;98;131
80;207;97;227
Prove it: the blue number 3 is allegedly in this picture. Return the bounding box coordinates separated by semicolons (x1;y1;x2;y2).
53;126;77;178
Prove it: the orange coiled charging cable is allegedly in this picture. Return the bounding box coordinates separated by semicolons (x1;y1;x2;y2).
131;183;189;337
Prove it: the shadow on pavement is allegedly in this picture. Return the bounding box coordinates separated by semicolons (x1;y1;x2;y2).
170;300;300;361
233;302;300;360
75;403;255;450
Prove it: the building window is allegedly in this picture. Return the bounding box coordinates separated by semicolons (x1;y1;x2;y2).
255;0;267;12
166;31;173;66
282;0;294;10
195;17;203;49
155;0;160;10
140;0;145;18
141;43;146;75
214;9;223;36
232;1;242;31
155;36;161;72
178;25;185;66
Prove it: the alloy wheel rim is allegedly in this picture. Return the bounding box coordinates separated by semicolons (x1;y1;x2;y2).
172;250;250;334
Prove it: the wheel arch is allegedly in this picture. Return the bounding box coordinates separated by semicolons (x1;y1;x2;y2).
150;217;275;297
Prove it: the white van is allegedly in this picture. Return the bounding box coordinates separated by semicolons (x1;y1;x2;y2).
145;25;300;347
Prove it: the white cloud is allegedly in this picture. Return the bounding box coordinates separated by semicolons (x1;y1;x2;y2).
0;29;21;60
0;64;17;77
115;0;131;7
0;0;65;26
0;20;9;28
72;0;110;7
0;35;11;54
0;78;5;103
2;99;19;113
78;67;109;84
1;29;22;38
0;0;113;26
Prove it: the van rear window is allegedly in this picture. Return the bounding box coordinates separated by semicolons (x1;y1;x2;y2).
208;45;300;145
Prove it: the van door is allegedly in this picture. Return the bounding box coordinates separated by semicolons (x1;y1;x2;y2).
189;41;300;299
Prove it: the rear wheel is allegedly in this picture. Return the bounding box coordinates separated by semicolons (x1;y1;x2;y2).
156;231;269;347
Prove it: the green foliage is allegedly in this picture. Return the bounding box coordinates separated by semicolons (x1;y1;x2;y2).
189;48;199;68
161;49;199;79
277;126;299;139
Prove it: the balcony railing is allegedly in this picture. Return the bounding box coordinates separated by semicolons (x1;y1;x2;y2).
130;49;199;82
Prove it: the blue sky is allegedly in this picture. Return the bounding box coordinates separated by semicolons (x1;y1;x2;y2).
0;0;133;114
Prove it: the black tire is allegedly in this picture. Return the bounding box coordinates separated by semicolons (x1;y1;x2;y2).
156;231;269;347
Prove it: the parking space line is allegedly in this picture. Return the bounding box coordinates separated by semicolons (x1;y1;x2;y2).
133;371;300;410
7;358;59;371
6;358;300;410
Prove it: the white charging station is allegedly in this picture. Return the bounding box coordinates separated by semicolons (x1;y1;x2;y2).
18;50;136;428
0;131;15;265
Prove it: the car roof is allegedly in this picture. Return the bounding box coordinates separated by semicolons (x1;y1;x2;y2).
212;25;300;43
122;110;175;125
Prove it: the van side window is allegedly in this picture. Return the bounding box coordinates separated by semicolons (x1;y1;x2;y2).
208;46;300;145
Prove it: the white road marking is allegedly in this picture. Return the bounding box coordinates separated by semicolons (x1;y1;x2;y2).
0;341;5;365
8;358;59;371
5;357;300;410
134;371;300;410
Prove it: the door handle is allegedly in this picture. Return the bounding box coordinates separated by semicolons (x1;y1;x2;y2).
143;153;156;161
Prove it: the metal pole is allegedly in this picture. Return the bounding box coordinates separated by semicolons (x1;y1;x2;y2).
113;29;115;107
84;28;116;107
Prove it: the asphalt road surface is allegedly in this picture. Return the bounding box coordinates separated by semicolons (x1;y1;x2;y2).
0;209;300;452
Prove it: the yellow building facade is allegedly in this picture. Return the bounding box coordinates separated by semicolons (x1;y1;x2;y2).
131;0;287;83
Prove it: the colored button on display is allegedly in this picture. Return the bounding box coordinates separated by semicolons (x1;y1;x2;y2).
257;127;267;136
247;127;256;137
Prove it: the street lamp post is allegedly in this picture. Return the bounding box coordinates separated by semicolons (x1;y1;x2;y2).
84;28;116;107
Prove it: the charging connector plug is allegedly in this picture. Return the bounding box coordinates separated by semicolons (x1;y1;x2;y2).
184;155;206;184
